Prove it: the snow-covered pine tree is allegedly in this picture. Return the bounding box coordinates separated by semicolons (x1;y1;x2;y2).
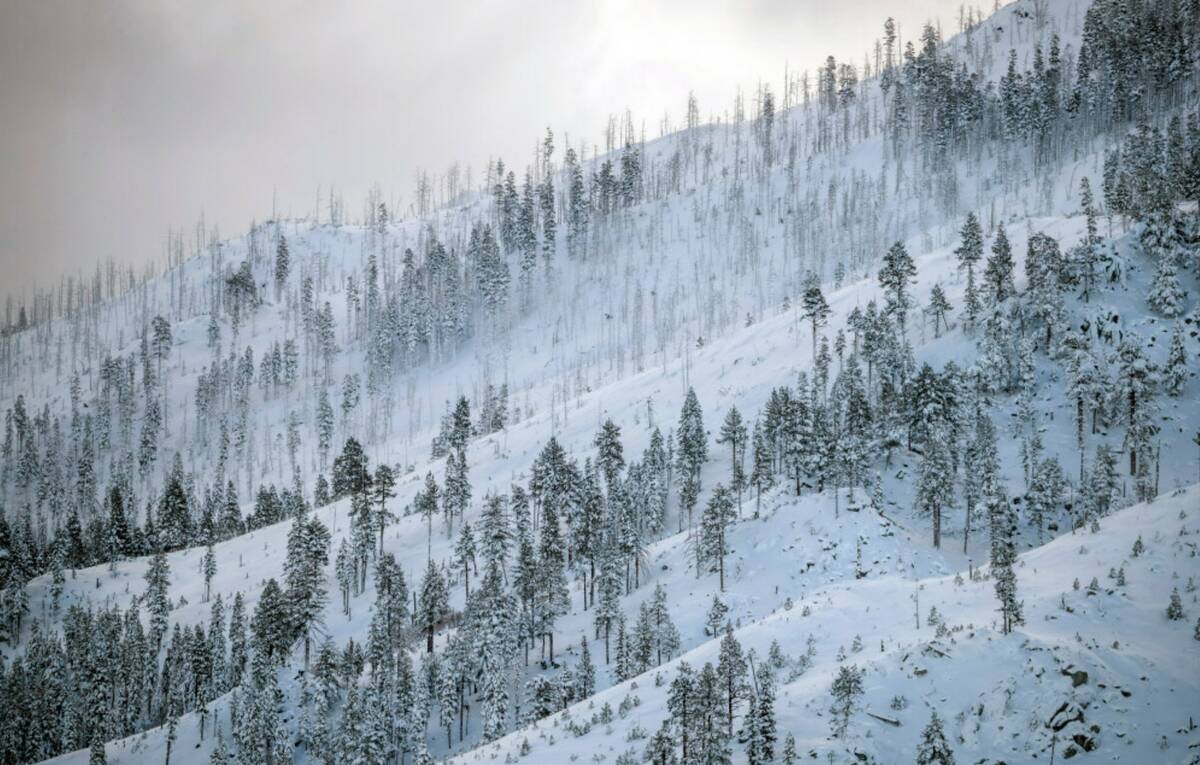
915;710;955;764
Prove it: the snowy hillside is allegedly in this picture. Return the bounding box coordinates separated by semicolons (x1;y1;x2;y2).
2;0;1200;763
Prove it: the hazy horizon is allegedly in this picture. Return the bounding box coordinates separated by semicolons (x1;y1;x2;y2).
0;0;974;302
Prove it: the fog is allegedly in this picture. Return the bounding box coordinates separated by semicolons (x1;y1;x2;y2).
0;0;971;298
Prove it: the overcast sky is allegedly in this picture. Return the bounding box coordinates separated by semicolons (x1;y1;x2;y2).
0;0;971;298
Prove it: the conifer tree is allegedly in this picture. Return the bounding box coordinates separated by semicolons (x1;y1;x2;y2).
879;241;918;336
988;484;1022;634
829;664;864;738
1164;322;1188;397
274;234;289;301
915;710;955;764
418;558;449;653
717;407;749;513
983;224;1016;305
576;635;596;698
716;627;749;737
454;521;477;598
371;463;396;557
251;578;291;664
700;484;737;590
927;284;952;337
915;428;955;548
801;283;832;359
676;388;708;527
145;550;172;650
594;419;625;488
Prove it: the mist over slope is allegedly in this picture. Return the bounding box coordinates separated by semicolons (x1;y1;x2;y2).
2;0;1200;763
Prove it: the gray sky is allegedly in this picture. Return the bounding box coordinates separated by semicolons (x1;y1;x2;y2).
0;0;969;298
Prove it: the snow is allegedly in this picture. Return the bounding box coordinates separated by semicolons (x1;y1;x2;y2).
4;0;1200;763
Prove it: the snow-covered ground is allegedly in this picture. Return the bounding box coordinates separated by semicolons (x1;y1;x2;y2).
4;0;1200;763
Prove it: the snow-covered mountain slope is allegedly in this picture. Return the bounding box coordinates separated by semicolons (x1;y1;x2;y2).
456;485;1200;765
4;0;1200;763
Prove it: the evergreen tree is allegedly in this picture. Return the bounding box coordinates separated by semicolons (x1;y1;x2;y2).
88;736;106;765
371;463;396;557
454;521;477;598
878;241;917;336
915;710;955;764
1164;322;1188;397
676;388;708;526
700;484;737;590
418;559;449;653
742;673;776;765
801;283;832;359
145;550;172;650
250;578;291;664
717;407;749;513
829;664;864;738
284;512;330;667
927;284;952;337
594;419;625;488
716;627;749;737
576;635;596;698
983;224;1016;304
274;234;289;300
955;214;984;306
915;427;955;549
987;484;1022;634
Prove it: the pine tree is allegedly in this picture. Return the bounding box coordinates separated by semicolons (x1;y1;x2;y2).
202;544;217;603
700;484;737;590
879;241;918;336
927;284;952;337
88;736;106;765
983;224;1016;304
1148;242;1186;317
829;663;864;738
644;719;678;765
1028;457;1065;542
1114;334;1158;477
1167;587;1185;621
1164;322;1188;397
988;484;1022;634
234;674;290;765
250;578;291;664
667;661;696;761
955;213;984;290
717;407;749;513
274;234;289;300
801;283;832;360
742;672;776;765
454;521;477;598
594;419;625;488
915;428;955;549
714;627;749;738
418;558;449;652
371;463;396;557
335;538;355;615
1076;177;1100;300
145;550;172;650
284;512;330;667
781;732;797;764
915;710;955;764
576;635;596;698
705;593;729;637
676;388;708;526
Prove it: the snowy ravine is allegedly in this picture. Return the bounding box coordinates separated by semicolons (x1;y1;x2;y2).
3;0;1200;763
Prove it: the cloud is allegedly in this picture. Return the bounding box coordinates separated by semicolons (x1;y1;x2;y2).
0;0;966;297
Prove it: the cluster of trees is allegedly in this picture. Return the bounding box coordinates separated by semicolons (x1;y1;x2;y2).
644;628;774;765
0;588;251;764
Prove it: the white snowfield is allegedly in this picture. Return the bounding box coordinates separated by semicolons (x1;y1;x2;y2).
452;485;1200;765
6;0;1200;762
